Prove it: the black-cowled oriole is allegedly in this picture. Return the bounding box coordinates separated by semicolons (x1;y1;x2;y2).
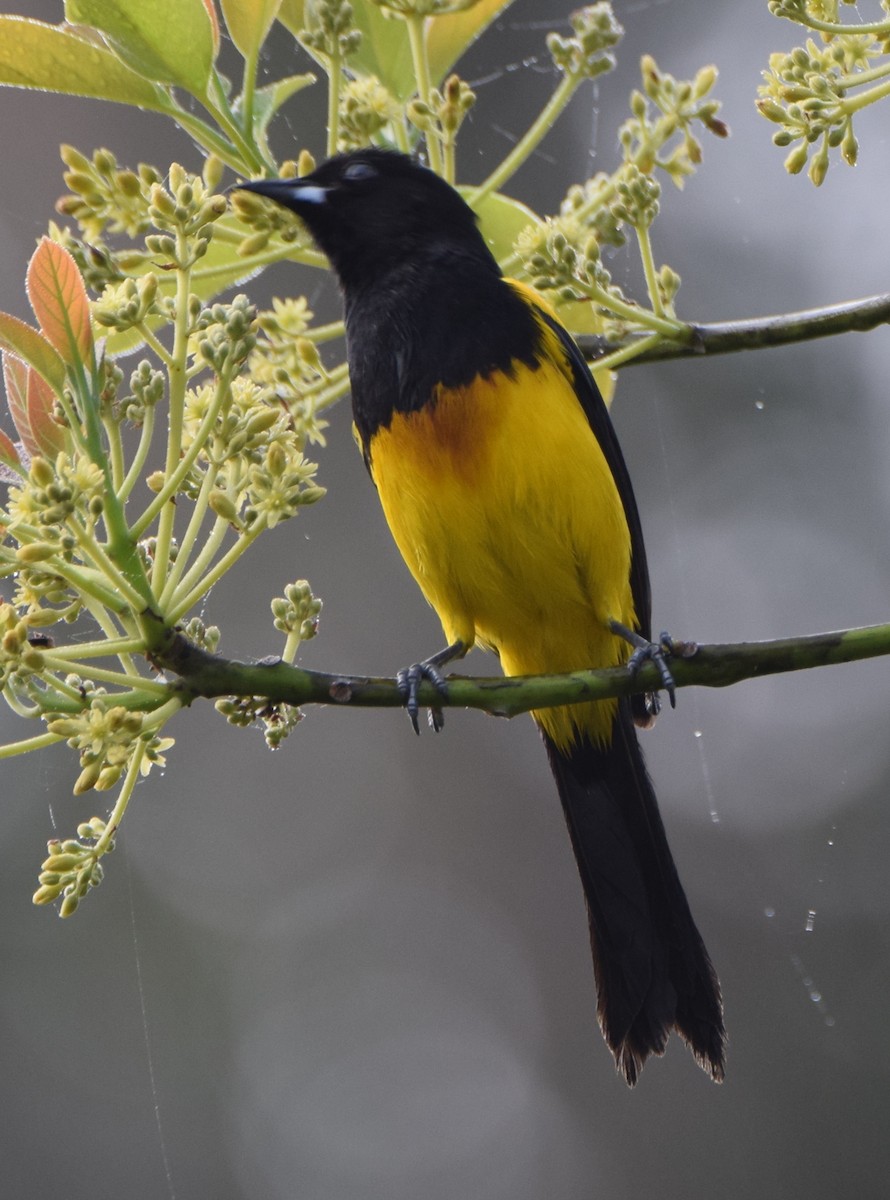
238;149;725;1085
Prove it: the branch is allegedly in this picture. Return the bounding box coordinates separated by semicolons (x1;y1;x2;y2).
148;619;890;721
577;291;890;366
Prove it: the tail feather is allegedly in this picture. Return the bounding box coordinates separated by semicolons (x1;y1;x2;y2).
542;700;726;1085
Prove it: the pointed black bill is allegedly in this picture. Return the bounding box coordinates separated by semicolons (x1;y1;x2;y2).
231;177;329;207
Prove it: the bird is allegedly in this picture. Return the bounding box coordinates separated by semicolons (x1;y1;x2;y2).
235;148;726;1085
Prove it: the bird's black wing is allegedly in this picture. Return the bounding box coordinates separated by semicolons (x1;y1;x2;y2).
534;307;652;643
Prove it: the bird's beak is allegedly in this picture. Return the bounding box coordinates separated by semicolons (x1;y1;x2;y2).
232;178;329;207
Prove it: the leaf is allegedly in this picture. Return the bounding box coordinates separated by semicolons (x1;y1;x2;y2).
202;0;221;55
3;354;69;461
235;72;316;142
3;353;34;454
282;0;513;100
348;4;415;99
426;0;513;85
0;313;67;394
280;0;416;99
0;425;21;471
64;0;215;94
221;0;283;59
0;17;168;109
27;368;69;458
26;239;94;371
466;189;541;263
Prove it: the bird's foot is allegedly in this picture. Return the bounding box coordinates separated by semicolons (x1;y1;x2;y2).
609;621;677;711
396;640;466;734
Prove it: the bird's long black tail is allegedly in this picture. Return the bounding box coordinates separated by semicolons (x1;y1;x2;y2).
542;700;726;1085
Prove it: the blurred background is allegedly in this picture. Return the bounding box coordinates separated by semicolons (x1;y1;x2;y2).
1;1;889;1197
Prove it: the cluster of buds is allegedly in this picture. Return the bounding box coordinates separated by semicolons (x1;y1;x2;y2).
53;154;227;292
182;378;280;470
610;164;661;231
193;295;258;376
757;36;870;183
0;602;46;687
32;818;110;918
180;617;221;655
214;694;304;749
408;75;476;144
119;359;166;426
517;217;615;304
56;145;162;240
370;0;483;15
47;700;173;795
249;298;331;446
244;440;326;531
547;3;624;80
176;370;327;532
620;58;726;183
143;163;228;270
339;76;403;151
560;177;627;250
271;579;323;643
300;0;362;60
4;453;105;564
229;166;311;258
10;561;80;626
92;274;159;334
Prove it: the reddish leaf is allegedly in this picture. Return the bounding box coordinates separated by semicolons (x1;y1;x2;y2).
2;352;35;455
0;426;20;470
26;238;94;369
27;367;68;457
0;311;66;392
202;0;221;54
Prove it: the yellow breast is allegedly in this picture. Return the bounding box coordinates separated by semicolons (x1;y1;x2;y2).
367;336;635;749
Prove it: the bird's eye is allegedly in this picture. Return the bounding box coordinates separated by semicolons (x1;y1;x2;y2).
342;161;378;184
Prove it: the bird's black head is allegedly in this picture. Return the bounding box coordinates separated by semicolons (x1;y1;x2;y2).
236;149;495;293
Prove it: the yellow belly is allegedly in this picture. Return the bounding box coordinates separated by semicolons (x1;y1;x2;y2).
367;349;635;750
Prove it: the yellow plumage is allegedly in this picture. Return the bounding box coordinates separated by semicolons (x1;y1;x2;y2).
367;283;636;750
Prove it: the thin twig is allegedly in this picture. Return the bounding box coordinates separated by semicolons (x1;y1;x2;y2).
146;618;890;721
577;291;890;366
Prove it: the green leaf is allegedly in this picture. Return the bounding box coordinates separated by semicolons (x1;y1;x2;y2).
221;0;283;60
277;0;305;30
26;239;94;370
466;189;541;263
279;0;415;99
282;1;513;104
64;0;215;94
235;72;316;143
0;17;168;109
426;0;513;85
348;4;415;99
0;314;67;394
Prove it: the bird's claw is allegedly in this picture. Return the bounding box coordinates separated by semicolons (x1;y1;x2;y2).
627;631;676;709
396;659;449;734
610;621;677;709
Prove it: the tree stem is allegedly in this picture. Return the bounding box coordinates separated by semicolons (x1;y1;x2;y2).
149;620;890;720
574;291;890;366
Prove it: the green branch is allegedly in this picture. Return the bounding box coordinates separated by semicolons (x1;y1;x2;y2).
146;619;890;720
769;4;890;38
575;291;890;366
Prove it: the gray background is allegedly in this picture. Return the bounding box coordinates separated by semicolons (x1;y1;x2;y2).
2;1;889;1197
